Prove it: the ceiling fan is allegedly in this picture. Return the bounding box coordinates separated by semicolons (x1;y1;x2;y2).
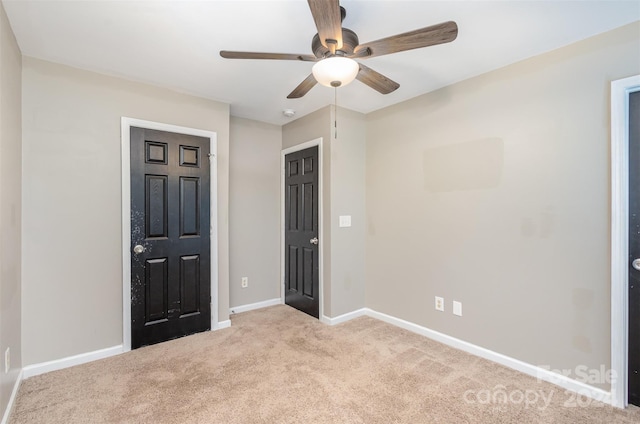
220;0;458;99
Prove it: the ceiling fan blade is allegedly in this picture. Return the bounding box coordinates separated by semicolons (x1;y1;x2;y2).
220;51;317;62
354;21;458;58
307;0;343;51
356;63;400;95
287;74;318;99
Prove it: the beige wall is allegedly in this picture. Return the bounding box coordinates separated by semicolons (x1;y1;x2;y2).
365;22;640;389
21;58;230;365
0;3;22;417
283;106;366;318
229;117;281;308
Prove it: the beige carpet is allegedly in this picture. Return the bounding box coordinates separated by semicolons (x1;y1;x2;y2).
9;305;640;423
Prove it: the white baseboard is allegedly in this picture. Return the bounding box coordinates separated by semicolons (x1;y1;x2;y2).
216;320;231;330
230;298;282;315
1;369;23;424
322;308;368;325
325;307;613;406
22;345;123;379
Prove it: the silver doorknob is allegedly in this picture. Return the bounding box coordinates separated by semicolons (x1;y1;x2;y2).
133;244;145;254
310;237;319;245
633;259;640;271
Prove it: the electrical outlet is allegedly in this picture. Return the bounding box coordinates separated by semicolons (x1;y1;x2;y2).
435;296;444;312
4;347;9;374
453;301;462;317
241;277;248;288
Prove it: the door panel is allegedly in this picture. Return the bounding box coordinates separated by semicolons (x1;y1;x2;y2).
180;177;200;236
146;175;168;238
303;183;314;230
131;127;211;349
180;254;200;315
145;258;168;322
284;146;319;318
302;248;314;297
288;246;299;292
629;90;640;407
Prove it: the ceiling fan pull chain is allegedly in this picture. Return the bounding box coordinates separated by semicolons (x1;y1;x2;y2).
334;87;338;139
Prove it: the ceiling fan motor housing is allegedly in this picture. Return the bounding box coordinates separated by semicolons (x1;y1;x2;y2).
312;28;359;58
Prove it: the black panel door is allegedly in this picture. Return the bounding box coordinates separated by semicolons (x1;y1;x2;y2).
130;127;211;349
629;90;640;407
285;146;319;318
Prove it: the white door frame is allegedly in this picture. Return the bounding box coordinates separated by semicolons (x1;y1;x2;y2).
281;138;324;320
611;74;640;408
121;117;219;352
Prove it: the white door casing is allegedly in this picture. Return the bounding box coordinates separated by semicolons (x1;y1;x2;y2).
121;117;219;352
281;138;325;321
611;74;640;408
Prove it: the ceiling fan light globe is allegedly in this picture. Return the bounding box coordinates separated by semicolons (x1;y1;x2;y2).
312;57;359;88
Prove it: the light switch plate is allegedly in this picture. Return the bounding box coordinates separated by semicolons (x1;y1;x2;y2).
339;215;351;227
453;301;462;316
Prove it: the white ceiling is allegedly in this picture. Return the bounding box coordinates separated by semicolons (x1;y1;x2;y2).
3;0;639;125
